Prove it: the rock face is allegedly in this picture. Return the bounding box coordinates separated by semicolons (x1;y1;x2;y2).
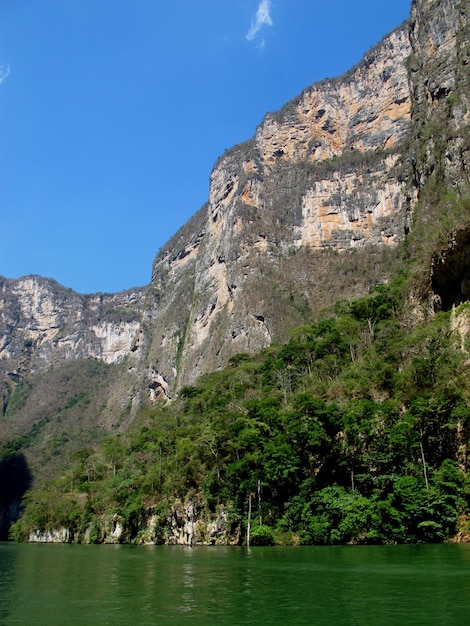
0;276;145;374
28;527;71;543
26;502;235;546
0;276;147;437
409;0;470;195
141;22;415;392
1;0;470;420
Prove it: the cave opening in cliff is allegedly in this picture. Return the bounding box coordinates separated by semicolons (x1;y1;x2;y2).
431;228;470;311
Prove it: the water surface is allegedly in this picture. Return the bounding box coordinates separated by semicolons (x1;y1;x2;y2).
1;543;470;625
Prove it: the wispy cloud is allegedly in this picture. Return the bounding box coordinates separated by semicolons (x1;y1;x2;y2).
246;0;273;42
0;65;10;85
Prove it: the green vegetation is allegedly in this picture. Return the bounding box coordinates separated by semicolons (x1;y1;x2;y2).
3;381;32;417
0;359;114;480
10;276;470;544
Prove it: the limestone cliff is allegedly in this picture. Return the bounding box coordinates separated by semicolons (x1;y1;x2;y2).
0;275;145;375
141;22;415;392
1;0;470;454
0;275;146;441
409;0;470;194
407;0;470;314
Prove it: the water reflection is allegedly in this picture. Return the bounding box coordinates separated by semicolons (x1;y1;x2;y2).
2;543;470;625
0;543;18;624
0;454;32;541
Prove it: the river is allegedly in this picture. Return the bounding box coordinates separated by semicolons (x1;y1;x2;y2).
1;542;470;625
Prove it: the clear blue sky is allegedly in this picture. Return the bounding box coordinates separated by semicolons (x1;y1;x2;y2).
0;0;411;294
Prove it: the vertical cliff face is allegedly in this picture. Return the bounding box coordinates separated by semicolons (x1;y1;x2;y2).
406;0;470;313
0;276;145;375
408;0;470;193
141;1;470;394
141;23;414;392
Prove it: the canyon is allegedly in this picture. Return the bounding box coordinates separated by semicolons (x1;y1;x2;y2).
1;0;470;535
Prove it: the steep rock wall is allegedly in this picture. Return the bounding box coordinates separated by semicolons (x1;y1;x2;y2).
409;0;470;193
141;23;414;391
0;276;146;376
407;0;470;313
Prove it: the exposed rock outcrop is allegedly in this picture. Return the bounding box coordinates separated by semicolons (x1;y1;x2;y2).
27;502;237;546
0;275;146;375
140;21;416;391
28;527;71;543
408;0;470;194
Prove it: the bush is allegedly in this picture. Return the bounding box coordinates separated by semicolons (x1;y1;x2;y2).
250;525;275;546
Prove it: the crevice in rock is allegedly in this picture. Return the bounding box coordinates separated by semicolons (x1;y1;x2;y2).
431;227;470;310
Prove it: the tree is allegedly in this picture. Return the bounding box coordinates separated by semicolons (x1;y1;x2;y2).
102;436;124;477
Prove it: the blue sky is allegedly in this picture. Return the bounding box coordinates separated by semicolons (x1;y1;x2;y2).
0;0;411;294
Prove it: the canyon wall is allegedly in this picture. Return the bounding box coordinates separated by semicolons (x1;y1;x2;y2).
1;0;469;416
141;21;415;393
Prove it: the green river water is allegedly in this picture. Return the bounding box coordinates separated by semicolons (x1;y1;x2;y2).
1;542;470;625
